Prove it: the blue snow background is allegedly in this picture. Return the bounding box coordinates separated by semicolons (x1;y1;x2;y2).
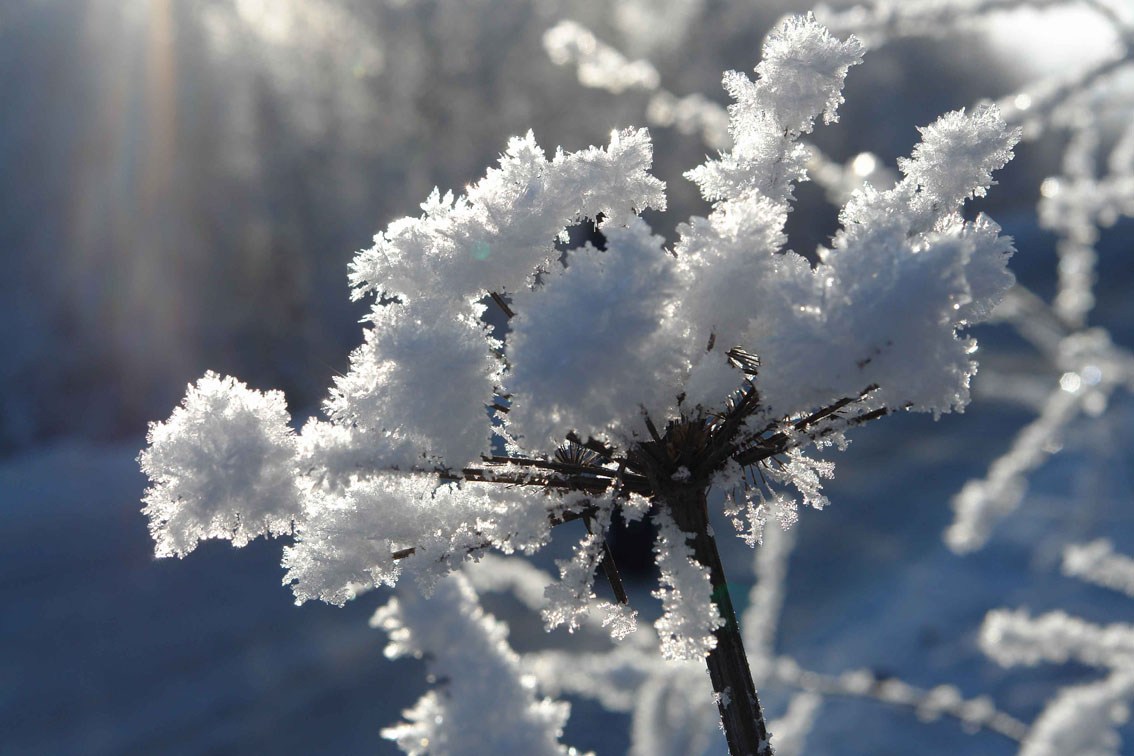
2;1;1133;754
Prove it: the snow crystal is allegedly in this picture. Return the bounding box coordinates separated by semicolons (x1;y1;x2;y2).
349;128;665;303
899;104;1021;212
139;372;300;557
284;476;554;605
1064;540;1134;599
542;501;638;640
980;609;1134;669
1018;673;1134;756
652;511;723;660
325;299;500;470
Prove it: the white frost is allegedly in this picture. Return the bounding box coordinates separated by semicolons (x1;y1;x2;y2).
652;511;723;660
373;573;581;756
139;372;300;557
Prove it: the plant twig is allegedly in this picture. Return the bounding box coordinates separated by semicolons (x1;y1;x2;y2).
767;661;1028;742
390;502;602;563
658;480;772;756
583;513;629;605
489;291;515;319
483;454;620;478
732;394;887;468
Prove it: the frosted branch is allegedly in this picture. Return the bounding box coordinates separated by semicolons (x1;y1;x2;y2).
373;573;581;756
1064;540;1134;598
980;609;1134;670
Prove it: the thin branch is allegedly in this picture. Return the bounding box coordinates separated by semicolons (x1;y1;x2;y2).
769;661;1027;742
483;454;621;478
489;291;515;319
583;513;630;605
696;385;879;478
443;466;648;494
733;404;889;468
390;502;601;563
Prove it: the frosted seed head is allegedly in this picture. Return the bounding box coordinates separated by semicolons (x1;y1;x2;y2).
139;372;301;558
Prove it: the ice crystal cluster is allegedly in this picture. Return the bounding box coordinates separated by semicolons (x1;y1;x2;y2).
139;13;1022;753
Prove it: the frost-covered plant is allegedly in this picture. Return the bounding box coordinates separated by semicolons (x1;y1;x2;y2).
977;540;1134;756
814;0;1134;554
139;14;1021;755
535;2;1134;752
549;2;1134;555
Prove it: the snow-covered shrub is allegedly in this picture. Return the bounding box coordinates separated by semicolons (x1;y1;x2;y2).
140;13;1024;755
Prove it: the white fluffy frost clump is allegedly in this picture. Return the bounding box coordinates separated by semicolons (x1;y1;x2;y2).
507;219;684;448
652;512;724;660
139;372;301;557
373;573;583;756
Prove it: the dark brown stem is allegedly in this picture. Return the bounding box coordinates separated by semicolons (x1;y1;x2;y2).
489;291;515;319
483;454;621;478
583;514;629;605
443;465;649;495
660;484;772;756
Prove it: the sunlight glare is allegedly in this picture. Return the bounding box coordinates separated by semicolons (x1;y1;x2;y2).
983;5;1121;77
851;152;877;177
236;0;296;44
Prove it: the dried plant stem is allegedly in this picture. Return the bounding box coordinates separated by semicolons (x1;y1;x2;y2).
583;513;629;605
489;290;515;318
661;483;772;756
390;389;895;752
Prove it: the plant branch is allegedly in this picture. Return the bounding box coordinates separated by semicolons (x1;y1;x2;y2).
658;481;772;756
483;454;621;478
767;660;1027;742
389;503;601;563
732;393;887;468
489;291;515;319
583;513;629;605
